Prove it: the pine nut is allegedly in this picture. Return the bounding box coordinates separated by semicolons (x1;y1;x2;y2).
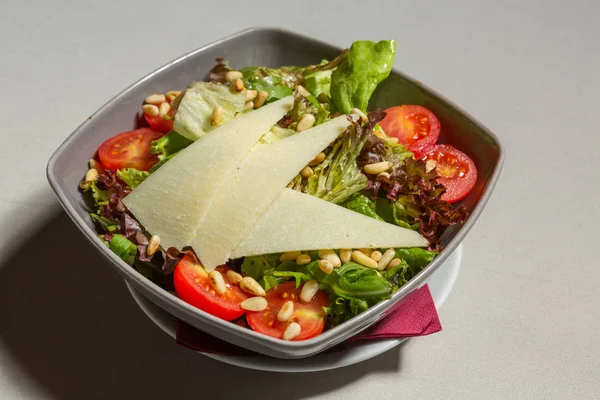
145;93;166;105
386;258;402;270
208;270;227;295
296;254;311;265
166;93;178;103
352;250;379;269
318;250;341;268
318;259;334;274
373;129;386;139
166;90;181;98
89;159;102;171
378;171;391;180
158;101;170;118
426;159;438;173
377;248;396;270
283;321;301;340
300;166;314;178
254;90;268;108
277;300;294;322
147;235;160;256
280;251;302;262
243;101;254;110
245;89;257;101
296;114;316;132
210;105;224;126
364;161;392;175
370;250;382;262
296;85;311;97
225;70;243;82
225;270;242;284
340;248;352;264
85;168;99;182
300;280;319;303
142;104;159;117
240;296;268;312
308;152;326;166
351;107;368;123
359;248;373;256
232;78;244;92
240;276;266;296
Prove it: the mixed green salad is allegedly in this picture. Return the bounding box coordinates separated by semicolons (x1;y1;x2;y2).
81;39;475;341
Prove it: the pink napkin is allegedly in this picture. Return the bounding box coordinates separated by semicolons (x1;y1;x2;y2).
176;284;441;356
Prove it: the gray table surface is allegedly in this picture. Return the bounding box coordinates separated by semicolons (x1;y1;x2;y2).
1;0;598;399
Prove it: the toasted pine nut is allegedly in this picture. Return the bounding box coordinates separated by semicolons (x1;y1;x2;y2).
210;105;224;126
277;300;294;322
232;78;244;92
208;270;227;295
166;93;178;103
300;166;314;178
280;251;302;262
308;152;326;166
85;168;99;182
318;250;341;268
142;104;159;117
225;270;242;284
352;250;379;269
240;296;268;312
318;259;334;274
89;159;102;171
340;248;352;264
158;101;170;118
370;250;382;262
296;85;311;97
283;321;301;340
296;114;316;132
386;258;402;270
426;159;438;173
377;171;391;180
364;161;392;175
254;90;268;108
378;248;396;270
145;93;166;105
240;276;266;296
225;70;243;82
166;90;181;98
296;254;311;265
243;100;254;110
147;235;160;256
245;89;257;102
300;280;319;303
359;248;373;257
351;107;368;123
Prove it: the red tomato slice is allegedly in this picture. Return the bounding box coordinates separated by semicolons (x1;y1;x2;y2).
419;144;478;203
174;254;249;321
379;105;440;149
98;128;164;171
144;114;173;133
246;281;330;341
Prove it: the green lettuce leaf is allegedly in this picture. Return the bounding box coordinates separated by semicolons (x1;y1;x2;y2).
109;234;137;265
241;66;296;103
376;198;420;230
395;248;437;275
116;168;149;189
304;69;332;97
90;213;117;232
330;40;396;113
240;253;282;281
149;130;193;172
341;192;384;221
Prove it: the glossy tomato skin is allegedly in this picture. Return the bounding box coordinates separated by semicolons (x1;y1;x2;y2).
98;128;164;171
379;105;440;149
144;114;173;133
419;144;478;203
246;281;330;341
174;254;249;321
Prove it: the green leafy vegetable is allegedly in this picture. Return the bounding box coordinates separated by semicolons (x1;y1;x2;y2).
304;69;333;97
109;234;137;265
375;198;420;230
241;66;296;103
240;253;282;281
341;193;383;221
395;248;437;275
330;40;396;113
149;130;193;172
90;213;117;232
173;81;246;141
116;168;149;189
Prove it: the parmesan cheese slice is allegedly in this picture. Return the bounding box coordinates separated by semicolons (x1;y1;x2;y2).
231;188;429;258
123;96;294;250
193;115;352;270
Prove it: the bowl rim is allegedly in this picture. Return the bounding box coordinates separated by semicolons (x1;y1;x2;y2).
47;26;504;354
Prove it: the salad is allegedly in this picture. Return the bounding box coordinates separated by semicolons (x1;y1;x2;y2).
81;39;476;341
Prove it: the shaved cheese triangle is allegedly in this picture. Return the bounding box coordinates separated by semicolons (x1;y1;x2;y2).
123;96;294;250
193;115;352;270
231;188;429;258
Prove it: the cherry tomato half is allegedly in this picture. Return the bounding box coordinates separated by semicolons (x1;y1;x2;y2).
144;114;173;133
174;254;249;321
419;144;478;203
98;128;164;171
379;105;440;149
246;281;330;341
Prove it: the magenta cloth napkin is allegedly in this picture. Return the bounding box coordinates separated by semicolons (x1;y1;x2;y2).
176;284;441;356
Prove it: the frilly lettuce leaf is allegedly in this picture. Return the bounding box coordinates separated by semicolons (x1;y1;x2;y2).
116;168;149;189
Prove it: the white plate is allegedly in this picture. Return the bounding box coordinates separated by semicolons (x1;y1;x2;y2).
125;244;462;372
